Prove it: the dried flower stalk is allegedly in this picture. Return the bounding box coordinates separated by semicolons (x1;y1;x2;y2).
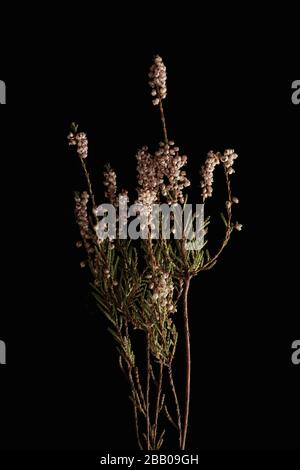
68;54;242;450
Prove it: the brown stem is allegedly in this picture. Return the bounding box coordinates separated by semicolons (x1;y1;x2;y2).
134;367;146;412
158;92;168;145
79;157;97;211
79;156;100;230
128;368;143;450
153;361;163;447
201;168;233;271
181;275;191;450
168;365;182;447
124;320;143;450
150;364;158;385
146;332;151;450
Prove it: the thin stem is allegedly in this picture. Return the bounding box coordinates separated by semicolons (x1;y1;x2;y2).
146;332;151;450
164;405;178;430
150;364;158;386
124;319;143;450
128;369;143;450
134;367;146;412
153;361;163;447
158;91;168;145
168;365;182;448
181;275;191;450
79;157;97;214
201;168;233;271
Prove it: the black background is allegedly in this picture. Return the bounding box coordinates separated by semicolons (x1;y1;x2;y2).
0;5;299;460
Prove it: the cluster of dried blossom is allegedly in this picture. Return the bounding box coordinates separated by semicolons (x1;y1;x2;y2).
157;141;190;204
136;140;190;211
149;270;176;315
148;55;167;105
200;151;221;199
68;131;88;159
200;149;239;201
74;191;95;267
103;167;117;205
221;149;238;175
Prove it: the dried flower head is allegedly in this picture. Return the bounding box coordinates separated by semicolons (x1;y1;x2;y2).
74;191;101;282
157;141;190;204
200;151;221;200
220;149;238;175
136;140;190;214
148;55;167;105
136;146;159;207
150;270;176;315
103;167;117;204
68;131;88;159
74;191;90;238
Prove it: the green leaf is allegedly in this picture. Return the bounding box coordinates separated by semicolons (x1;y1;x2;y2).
70;122;78;133
160;394;165;411
116;346;131;367
112;255;120;277
220;212;228;226
164;406;178;430
205;259;217;270
91;290;117;326
156;429;165;449
107;327;121;344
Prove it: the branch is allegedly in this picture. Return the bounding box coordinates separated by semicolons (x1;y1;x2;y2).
146;332;151;450
153;361;164;448
181;275;191;450
168;365;182;447
201;168;233;271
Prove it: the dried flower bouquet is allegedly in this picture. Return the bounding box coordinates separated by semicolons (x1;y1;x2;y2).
68;55;241;450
